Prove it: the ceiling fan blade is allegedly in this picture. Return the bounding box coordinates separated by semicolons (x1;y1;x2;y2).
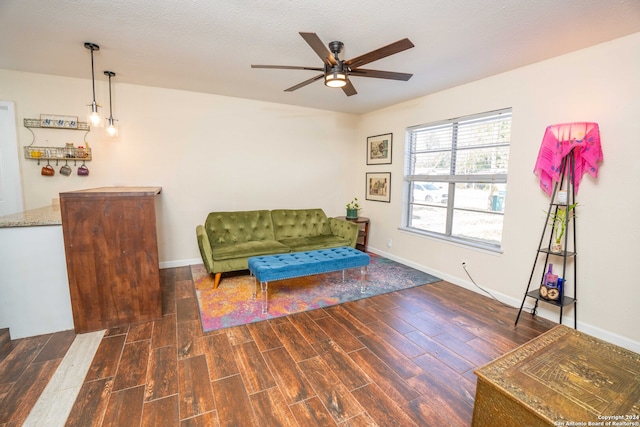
342;80;357;96
284;74;324;92
349;68;413;81
345;38;414;69
251;65;324;71
299;32;337;66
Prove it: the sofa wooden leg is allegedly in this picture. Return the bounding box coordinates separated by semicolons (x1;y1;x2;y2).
213;273;222;289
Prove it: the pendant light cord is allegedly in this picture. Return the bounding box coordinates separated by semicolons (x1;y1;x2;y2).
91;49;96;103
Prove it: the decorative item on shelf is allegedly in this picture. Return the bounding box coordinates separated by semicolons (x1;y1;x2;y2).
548;202;577;253
345;197;360;219
85;42;102;127
60;163;72;176
77;164;89;176
41;163;55;176
539;264;563;301
556;190;568;205
40;114;78;129
104;70;118;137
65;142;74;158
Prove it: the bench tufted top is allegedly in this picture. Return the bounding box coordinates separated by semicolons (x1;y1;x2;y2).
248;246;370;283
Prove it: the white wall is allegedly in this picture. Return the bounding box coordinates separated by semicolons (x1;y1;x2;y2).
357;33;640;351
0;70;359;266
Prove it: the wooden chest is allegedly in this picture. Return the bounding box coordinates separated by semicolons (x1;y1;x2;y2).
473;325;640;426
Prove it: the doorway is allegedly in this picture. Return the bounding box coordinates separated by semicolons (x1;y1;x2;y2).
0;101;24;216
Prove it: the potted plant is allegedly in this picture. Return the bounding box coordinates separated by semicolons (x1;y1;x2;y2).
346;197;360;219
549;202;577;252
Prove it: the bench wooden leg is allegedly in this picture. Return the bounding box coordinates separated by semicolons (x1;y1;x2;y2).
213;273;222;289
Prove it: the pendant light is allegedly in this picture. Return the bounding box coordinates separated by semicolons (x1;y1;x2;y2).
104;71;118;137
84;42;102;127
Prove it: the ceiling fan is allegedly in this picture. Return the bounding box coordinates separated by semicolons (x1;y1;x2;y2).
251;32;415;96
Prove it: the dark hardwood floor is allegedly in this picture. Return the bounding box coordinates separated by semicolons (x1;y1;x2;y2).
0;265;555;426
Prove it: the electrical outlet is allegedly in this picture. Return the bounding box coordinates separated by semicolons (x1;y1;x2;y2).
387;238;392;248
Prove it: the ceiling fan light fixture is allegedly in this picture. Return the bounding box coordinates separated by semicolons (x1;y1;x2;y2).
324;66;347;88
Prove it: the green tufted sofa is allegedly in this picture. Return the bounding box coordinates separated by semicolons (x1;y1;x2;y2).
196;208;359;288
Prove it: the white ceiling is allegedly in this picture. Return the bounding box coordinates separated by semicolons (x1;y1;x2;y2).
1;0;639;115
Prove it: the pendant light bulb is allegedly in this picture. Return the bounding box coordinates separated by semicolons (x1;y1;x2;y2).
106;117;118;137
89;102;101;126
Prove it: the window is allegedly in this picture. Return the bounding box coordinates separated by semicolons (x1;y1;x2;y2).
404;108;512;250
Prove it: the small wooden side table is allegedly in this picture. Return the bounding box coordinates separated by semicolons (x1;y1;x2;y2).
337;216;369;252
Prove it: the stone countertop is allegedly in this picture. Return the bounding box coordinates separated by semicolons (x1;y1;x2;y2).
0;205;62;228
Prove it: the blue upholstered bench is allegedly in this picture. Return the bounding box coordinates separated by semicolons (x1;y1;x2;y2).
248;246;370;313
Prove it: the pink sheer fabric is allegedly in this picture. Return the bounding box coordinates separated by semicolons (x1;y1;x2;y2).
533;122;603;196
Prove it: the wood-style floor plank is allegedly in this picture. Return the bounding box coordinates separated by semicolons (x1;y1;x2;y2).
32;330;75;363
0;264;557;426
249;386;298;427
262;346;315;405
348;347;420;405
112;339;150;391
141;394;180;427
289;396;339;427
232;340;276;394
145;345;178;402
0;359;59;425
84;334;125;382
0;335;51;384
297;356;364;423
177;355;215;419
351;383;418;426
312;339;369;391
101;384;145;427
211;374;257;426
65;377;114;427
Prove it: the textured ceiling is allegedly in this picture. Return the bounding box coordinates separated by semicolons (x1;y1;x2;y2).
1;0;639;114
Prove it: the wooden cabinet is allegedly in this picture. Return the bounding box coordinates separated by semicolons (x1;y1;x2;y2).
60;187;162;333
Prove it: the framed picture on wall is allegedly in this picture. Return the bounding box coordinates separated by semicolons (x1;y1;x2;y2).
366;133;392;165
366;172;391;203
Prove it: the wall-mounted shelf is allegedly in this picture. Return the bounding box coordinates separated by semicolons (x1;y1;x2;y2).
23;117;92;162
24;146;91;161
24;118;90;131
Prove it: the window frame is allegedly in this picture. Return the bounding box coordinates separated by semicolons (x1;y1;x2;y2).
402;108;512;251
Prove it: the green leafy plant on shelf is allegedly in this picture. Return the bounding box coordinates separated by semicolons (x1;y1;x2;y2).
346;197;360;219
549;202;577;252
346;197;360;210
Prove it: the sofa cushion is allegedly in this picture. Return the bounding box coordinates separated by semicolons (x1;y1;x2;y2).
212;240;290;261
205;210;275;245
278;235;352;253
271;209;332;240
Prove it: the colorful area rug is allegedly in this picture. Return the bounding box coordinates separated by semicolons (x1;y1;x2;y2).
192;253;440;333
